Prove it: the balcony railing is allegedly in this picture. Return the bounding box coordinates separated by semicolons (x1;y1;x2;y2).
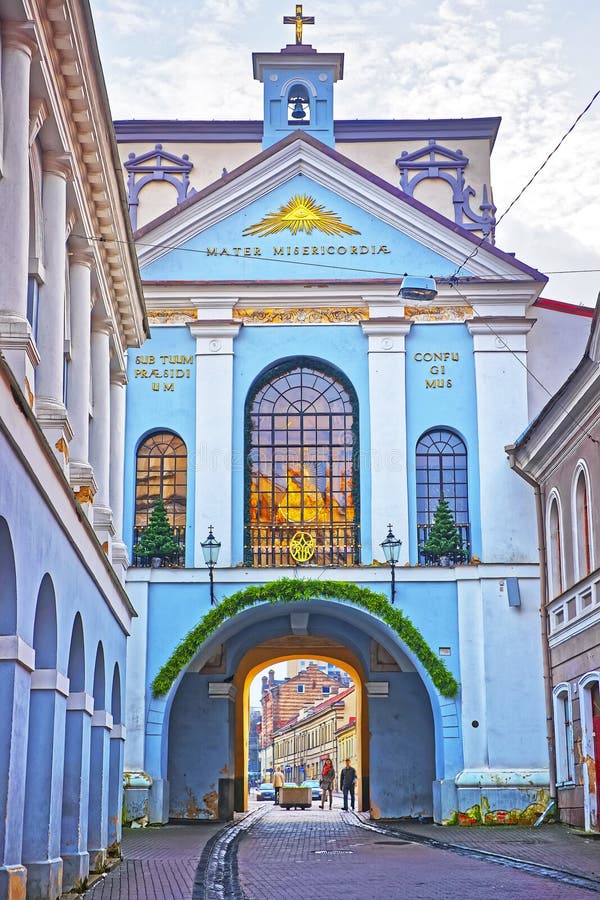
417;522;471;566
245;523;359;567
131;525;186;568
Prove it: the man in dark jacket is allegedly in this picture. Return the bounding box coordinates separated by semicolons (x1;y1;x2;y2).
340;758;357;811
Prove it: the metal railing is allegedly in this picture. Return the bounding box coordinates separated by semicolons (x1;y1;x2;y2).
245;523;359;567
417;522;471;566
131;525;186;568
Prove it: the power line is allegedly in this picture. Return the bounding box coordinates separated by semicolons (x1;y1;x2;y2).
450;89;600;283
450;281;600;447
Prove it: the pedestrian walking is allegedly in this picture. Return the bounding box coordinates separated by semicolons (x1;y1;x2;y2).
319;757;335;809
340;758;357;811
273;766;284;804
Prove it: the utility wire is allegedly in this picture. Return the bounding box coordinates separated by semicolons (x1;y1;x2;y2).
449;88;600;283
451;281;600;447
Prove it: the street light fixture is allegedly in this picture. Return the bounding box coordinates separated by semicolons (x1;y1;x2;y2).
399;275;438;303
200;525;221;606
381;524;402;605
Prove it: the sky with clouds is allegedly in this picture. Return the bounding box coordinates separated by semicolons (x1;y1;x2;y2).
90;0;600;307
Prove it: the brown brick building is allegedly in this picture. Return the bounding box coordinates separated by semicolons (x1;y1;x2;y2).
259;664;345;755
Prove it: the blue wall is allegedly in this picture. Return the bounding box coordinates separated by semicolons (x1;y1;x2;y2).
405;324;481;563
141;175;464;282
124;327;197;564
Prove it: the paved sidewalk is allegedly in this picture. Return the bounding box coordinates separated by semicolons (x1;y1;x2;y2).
363;815;600;884
82;823;223;900
237;806;600;899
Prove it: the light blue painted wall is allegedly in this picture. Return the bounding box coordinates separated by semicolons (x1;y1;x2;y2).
405;324;482;563
140;175;465;282
124;327;196;565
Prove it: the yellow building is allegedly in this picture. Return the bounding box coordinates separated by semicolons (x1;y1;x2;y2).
273;686;356;783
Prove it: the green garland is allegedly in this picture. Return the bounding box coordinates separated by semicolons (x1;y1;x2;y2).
151;579;459;699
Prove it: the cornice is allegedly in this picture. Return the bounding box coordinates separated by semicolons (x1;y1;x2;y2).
31;4;148;353
466;316;535;336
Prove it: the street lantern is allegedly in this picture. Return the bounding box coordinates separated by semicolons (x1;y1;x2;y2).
200;525;221;605
399;275;438;303
381;524;402;605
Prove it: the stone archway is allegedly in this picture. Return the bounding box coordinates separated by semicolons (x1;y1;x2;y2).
163;598;441;823
232;635;369;812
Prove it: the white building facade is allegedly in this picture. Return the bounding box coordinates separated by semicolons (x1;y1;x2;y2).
0;2;147;897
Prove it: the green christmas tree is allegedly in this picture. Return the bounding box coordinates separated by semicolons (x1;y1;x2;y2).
133;497;181;561
422;495;464;560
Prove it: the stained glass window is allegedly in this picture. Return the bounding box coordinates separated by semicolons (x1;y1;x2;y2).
246;362;358;566
416;429;470;562
134;432;187;532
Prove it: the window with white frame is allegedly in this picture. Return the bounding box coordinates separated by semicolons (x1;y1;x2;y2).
554;685;574;784
574;468;592;580
548;496;563;598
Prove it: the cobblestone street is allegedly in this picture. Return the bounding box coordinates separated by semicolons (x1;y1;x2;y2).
78;803;600;900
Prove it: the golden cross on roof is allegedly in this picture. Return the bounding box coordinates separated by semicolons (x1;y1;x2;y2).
283;4;315;45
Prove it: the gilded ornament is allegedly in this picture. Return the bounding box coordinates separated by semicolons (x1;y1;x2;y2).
233;306;368;325
289;531;316;563
243;194;360;238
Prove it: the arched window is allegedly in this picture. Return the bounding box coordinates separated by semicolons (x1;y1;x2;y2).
134;431;187;536
245;360;358;566
416;428;469;562
548;495;563;598
574;468;592;580
553;684;574;784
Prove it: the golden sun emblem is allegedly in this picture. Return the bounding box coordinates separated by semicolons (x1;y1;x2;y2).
243;194;361;238
289;531;316;563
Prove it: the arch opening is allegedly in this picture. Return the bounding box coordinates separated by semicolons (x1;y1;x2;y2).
163;599;439;823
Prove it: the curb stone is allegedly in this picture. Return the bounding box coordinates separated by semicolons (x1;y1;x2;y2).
348;813;600;894
193;806;268;900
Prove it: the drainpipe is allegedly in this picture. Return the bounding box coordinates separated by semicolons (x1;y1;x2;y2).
506;448;557;803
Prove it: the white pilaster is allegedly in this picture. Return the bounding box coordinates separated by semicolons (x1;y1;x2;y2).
110;371;129;581
456;578;488;769
67;248;97;509
467;317;537;562
90;319;114;551
189;317;241;567
361;317;412;563
0;21;39;395
35;153;73;471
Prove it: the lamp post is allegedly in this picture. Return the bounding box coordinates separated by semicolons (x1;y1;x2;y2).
200;525;221;605
381;524;402;604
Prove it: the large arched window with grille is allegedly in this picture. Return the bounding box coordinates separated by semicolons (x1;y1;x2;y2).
245;360;359;567
134;432;187;554
416;428;470;563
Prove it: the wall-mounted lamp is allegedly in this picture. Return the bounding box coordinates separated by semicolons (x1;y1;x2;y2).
381;524;402;605
399;275;438;303
200;525;221;606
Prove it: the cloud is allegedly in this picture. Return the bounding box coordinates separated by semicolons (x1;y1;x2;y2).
91;0;600;303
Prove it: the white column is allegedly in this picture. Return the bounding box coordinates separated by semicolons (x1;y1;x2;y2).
467;318;537;562
0;21;40;394
189;319;240;567
67;248;97;507
361;318;412;564
110;371;129;581
35;153;73;471
90;319;114;550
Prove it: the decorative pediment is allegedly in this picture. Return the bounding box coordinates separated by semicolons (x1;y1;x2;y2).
124;144;197;229
135;132;541;285
396;138;496;242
